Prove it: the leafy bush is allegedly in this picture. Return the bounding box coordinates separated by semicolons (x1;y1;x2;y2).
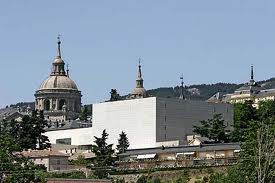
136;175;148;183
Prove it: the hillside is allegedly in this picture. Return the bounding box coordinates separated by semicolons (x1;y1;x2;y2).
147;83;241;101
147;77;275;101
3;78;275;110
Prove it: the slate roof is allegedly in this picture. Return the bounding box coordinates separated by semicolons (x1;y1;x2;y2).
196;137;214;143
235;82;262;93
45;120;92;131
256;89;275;98
0;107;29;121
118;143;240;156
207;92;225;103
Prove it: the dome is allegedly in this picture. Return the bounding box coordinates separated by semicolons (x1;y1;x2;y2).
131;87;147;96
53;57;64;64
38;75;78;90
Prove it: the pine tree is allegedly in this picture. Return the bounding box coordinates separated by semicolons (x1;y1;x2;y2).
0;121;45;182
231;101;257;142
117;131;130;153
110;89;120;101
91;129;114;179
6;110;50;150
193;114;228;143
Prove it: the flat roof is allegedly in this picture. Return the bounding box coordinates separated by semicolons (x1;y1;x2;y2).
118;143;240;156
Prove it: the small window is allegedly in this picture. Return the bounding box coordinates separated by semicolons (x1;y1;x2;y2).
44;99;50;111
59;99;66;110
56;138;71;145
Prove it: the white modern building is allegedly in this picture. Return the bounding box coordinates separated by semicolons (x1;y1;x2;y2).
45;97;233;149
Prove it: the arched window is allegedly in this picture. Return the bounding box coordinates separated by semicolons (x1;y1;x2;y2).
59;99;66;110
44;99;50;111
74;101;79;112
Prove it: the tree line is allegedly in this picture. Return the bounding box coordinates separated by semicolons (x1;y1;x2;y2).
0;110;130;182
194;100;275;183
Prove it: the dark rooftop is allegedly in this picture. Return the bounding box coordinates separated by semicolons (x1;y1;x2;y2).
118;143;241;156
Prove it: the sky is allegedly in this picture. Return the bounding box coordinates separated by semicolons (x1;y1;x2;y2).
0;0;275;108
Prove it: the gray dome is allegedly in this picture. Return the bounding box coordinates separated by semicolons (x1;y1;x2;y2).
131;87;147;96
53;57;64;64
39;75;78;90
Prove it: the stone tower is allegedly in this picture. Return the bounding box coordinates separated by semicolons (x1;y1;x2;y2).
34;37;82;121
129;59;148;99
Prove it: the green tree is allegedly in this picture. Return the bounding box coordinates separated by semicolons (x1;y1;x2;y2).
0;126;45;182
257;100;275;120
209;101;275;183
117;131;130;153
7;110;50;150
72;155;88;166
79;106;88;121
231;101;257;142
136;175;148;183
110;89;121;101
193;114;229;143
91;129;114;179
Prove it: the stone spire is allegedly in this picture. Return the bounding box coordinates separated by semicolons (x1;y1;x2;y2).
130;58;147;99
249;64;255;85
136;58;144;88
57;35;62;58
51;36;66;76
179;74;185;100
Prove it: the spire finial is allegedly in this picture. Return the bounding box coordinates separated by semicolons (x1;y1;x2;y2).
138;58;142;78
57;34;62;58
251;64;254;81
67;63;69;78
179;74;185;100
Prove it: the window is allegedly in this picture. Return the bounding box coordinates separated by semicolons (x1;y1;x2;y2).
74;100;79;112
44;100;50;111
59;99;66;110
56;138;71;145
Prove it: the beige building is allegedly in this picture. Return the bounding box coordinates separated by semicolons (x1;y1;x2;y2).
117;143;240;169
208;65;275;107
34;37;82;121
22;149;69;171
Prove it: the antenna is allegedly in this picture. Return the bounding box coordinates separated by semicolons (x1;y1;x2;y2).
67;63;69;78
179;74;185;100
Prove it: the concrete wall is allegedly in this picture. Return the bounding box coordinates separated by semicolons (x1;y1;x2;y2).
45;97;233;149
92;97;157;149
45;127;94;146
156;98;233;144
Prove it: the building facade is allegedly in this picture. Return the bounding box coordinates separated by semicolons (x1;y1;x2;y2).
22;149;69;171
208;65;275;107
45;97;233;149
117;143;240;170
35;38;82;121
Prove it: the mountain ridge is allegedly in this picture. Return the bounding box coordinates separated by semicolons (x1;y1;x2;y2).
4;77;275;109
